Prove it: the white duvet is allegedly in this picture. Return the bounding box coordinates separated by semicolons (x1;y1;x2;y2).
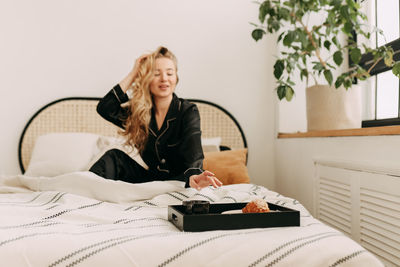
0;172;383;267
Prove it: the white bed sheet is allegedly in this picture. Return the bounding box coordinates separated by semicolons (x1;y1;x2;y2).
0;172;383;267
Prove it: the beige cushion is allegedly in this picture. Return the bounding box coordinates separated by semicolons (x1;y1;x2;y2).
203;149;249;185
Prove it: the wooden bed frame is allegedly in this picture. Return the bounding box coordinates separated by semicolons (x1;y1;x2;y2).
18;97;247;173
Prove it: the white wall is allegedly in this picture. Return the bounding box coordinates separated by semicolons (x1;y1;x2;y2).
0;0;277;189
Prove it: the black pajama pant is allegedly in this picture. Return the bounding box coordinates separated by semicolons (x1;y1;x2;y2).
89;149;154;184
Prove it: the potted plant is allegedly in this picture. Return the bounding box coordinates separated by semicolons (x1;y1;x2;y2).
251;0;400;130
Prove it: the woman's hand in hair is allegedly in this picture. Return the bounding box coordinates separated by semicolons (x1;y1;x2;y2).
189;171;223;190
119;54;150;92
131;54;150;79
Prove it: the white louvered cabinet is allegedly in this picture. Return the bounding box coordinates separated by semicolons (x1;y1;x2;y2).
314;160;400;267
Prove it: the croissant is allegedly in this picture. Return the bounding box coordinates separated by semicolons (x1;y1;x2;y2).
242;199;270;213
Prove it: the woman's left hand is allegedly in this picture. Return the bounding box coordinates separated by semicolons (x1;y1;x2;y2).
189;171;223;190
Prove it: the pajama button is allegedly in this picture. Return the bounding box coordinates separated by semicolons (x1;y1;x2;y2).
161;159;166;164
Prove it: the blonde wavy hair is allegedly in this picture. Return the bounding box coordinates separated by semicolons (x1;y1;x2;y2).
121;46;178;153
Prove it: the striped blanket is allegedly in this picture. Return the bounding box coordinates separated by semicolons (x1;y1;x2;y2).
0;171;383;267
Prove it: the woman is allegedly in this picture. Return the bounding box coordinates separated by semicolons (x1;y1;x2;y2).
89;46;222;190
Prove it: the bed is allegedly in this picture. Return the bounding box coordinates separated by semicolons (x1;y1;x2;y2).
0;97;383;266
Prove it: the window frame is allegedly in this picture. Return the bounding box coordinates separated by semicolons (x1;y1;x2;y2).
357;0;400;127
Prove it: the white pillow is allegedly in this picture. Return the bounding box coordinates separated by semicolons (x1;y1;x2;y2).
25;132;100;177
201;137;221;152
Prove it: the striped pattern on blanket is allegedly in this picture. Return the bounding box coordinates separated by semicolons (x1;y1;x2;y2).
0;173;383;267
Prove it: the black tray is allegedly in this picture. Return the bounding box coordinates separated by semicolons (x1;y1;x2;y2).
168;202;300;232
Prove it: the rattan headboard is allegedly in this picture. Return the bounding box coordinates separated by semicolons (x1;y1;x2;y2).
18;97;247;173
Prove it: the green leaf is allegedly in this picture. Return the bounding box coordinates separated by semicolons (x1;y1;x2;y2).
285;86;294;101
323;69;333;85
343;78;352;89
343;22;353;34
286;78;295;86
302;55;307;65
335;76;344;88
277;32;285;42
392;62;400;78
357;67;370;80
305;43;315;52
384;50;394;66
332;36;338;47
277;85;286;100
295;9;304;19
333;51;343;66
270;19;280;32
297;30;308;48
350;48;361;64
324;40;331;50
278;7;290;20
326;62;336;69
312;62;325;73
300;69;308;81
332;0;341;7
251;29;265;41
283;31;296;46
340;5;350;20
283;1;294;8
258;1;270;23
273;60;285;79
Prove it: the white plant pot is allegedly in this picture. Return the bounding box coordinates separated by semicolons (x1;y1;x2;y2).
306;84;361;131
